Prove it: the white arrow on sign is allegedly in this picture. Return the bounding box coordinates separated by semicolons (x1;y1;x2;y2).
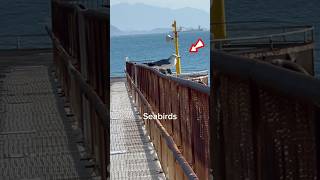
189;38;205;53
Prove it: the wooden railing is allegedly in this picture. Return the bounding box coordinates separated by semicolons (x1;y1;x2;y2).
211;51;320;180
50;1;109;179
126;62;210;180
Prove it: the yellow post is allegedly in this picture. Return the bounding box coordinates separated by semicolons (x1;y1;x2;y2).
212;0;227;39
172;20;181;75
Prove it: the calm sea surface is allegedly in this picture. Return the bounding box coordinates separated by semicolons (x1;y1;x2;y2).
0;0;51;49
111;31;210;77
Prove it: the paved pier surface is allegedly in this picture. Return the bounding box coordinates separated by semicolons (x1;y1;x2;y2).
110;79;165;180
0;49;92;179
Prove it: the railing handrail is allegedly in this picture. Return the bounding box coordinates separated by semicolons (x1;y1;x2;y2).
211;23;312;29
212;26;314;42
128;62;210;94
212;51;320;107
47;26;109;128
0;33;51;49
0;33;49;38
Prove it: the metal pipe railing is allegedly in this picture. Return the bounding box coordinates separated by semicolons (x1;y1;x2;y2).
0;33;51;49
212;26;314;42
134;63;210;95
212;26;314;51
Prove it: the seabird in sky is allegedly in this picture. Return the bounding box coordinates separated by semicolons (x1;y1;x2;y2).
144;54;178;74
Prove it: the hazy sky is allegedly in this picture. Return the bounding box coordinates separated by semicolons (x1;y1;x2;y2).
111;0;210;12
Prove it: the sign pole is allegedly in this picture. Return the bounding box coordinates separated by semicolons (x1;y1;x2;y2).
212;0;227;39
172;20;181;75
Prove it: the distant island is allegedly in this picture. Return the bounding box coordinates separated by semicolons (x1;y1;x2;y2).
111;25;172;36
111;25;208;36
111;3;209;36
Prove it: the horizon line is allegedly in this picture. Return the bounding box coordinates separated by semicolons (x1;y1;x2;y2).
110;2;209;13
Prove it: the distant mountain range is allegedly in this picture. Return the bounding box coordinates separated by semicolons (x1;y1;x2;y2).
110;25;123;36
111;3;209;36
111;25;173;36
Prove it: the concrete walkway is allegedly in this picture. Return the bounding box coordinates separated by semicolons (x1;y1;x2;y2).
110;79;165;180
0;50;92;179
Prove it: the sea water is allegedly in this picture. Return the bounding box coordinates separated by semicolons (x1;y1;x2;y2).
110;31;210;77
